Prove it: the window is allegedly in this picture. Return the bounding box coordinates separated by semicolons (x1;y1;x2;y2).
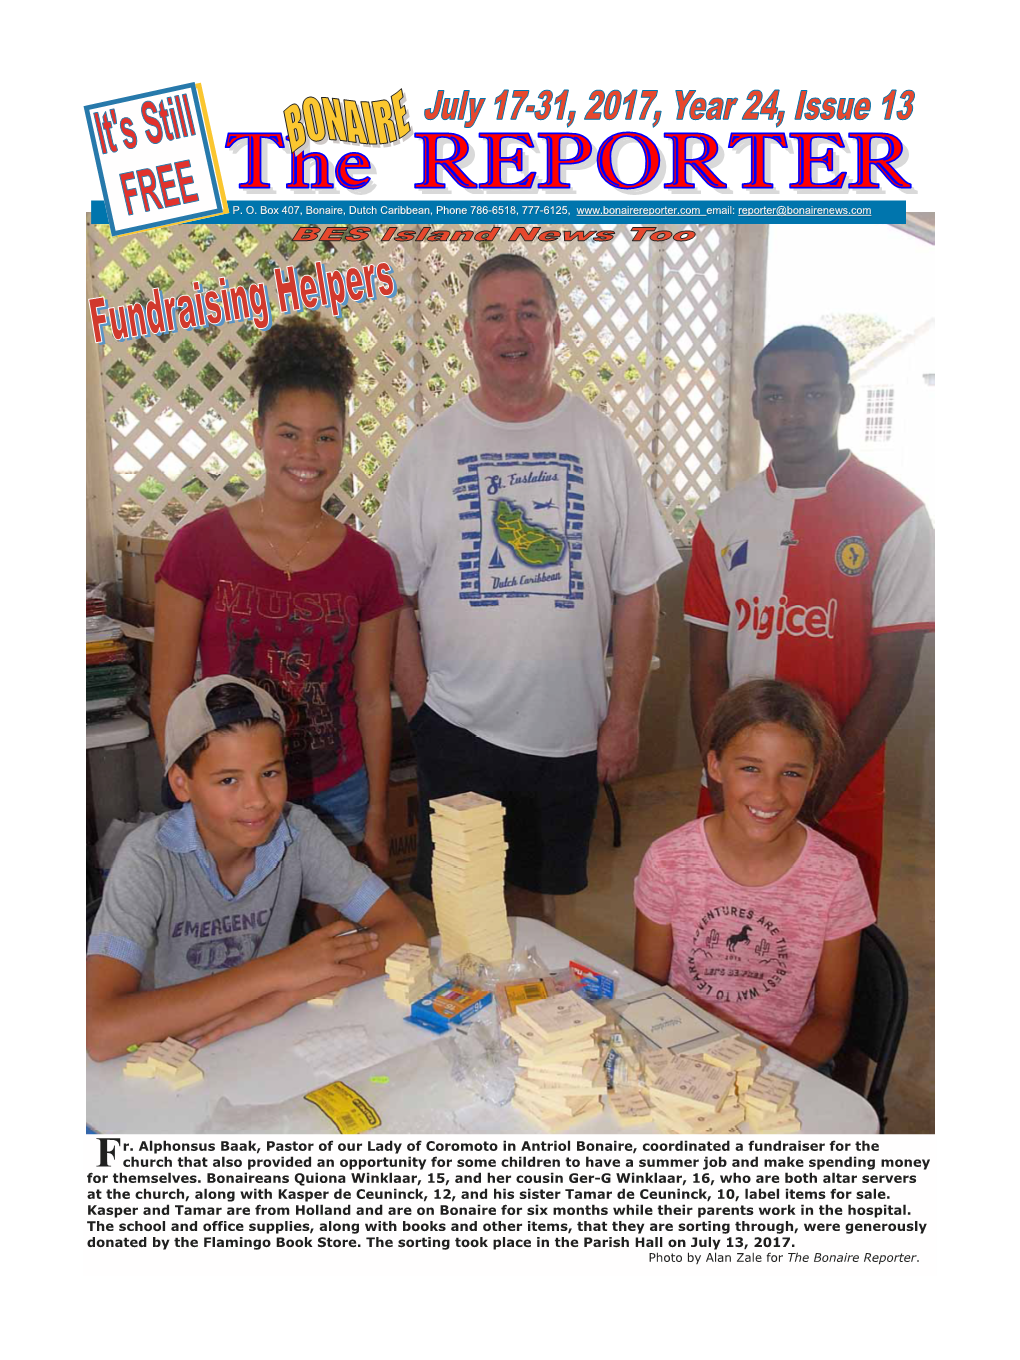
864;386;895;443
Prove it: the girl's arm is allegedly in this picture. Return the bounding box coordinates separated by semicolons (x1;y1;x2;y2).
393;596;427;719
634;910;673;984
353;610;398;875
783;931;861;1068
151;581;205;760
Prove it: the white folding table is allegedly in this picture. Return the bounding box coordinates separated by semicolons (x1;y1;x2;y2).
86;918;879;1136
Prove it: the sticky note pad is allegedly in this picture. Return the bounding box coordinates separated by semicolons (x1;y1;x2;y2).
386;944;431;972
653;1056;735;1112
515;991;604;1042
743;1074;796;1113
429;793;505;827
162;1060;204;1092
123;1057;156;1079
698;1038;761;1072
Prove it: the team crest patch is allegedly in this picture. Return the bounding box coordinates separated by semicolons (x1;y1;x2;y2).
835;536;869;576
721;539;748;570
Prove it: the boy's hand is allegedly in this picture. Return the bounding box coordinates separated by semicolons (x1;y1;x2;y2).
275;921;379;992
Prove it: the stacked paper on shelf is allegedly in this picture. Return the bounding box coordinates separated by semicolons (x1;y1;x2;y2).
430;793;512;961
86;590;135;720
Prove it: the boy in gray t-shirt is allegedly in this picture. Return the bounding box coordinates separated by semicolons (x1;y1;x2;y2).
87;677;425;1061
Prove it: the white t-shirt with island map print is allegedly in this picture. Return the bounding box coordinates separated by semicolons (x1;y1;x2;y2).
380;394;678;756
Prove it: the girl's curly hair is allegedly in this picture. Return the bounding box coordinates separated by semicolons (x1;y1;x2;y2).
243;314;355;421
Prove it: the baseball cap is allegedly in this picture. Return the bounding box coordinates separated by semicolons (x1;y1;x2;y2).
162;675;286;808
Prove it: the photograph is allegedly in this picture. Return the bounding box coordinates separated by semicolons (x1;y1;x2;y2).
85;214;934;1139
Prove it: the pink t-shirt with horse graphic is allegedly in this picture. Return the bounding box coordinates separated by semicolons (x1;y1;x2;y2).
634;819;874;1048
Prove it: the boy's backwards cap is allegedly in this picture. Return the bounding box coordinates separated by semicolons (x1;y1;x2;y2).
162;676;285;807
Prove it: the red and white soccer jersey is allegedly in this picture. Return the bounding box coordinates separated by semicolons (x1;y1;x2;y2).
684;454;934;814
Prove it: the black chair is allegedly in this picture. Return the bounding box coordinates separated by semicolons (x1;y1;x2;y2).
603;781;622;847
844;924;909;1131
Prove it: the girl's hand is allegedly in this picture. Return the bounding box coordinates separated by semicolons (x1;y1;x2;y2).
362;806;390;877
274;921;378;992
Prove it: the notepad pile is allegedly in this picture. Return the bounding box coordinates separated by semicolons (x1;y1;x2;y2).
505;991;608;1131
86;594;135;722
430;793;512;962
741;1073;801;1132
644;1051;745;1133
641;1037;800;1134
384;944;433;1006
123;1037;204;1092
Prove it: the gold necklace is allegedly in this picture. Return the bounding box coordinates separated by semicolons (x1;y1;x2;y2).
258;498;324;580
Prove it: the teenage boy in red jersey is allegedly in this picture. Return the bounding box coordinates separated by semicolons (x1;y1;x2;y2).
684;326;934;910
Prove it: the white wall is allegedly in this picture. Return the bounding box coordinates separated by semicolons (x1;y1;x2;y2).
843;322;937;523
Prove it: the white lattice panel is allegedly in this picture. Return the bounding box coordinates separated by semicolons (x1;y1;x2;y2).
89;223;734;543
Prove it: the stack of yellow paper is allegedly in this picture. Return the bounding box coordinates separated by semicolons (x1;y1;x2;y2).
645;1054;743;1134
741;1073;801;1132
383;943;434;1006
123;1037;203;1092
697;1037;763;1091
506;992;608;1131
430;793;512;961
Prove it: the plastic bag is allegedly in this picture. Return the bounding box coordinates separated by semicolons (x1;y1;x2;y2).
435;945;552;990
445;1012;517;1106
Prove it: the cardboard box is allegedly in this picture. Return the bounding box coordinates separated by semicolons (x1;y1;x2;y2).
118;534;169;605
387;766;419;877
120;596;155;628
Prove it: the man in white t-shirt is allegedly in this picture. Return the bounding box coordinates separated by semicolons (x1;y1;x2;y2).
380;255;678;919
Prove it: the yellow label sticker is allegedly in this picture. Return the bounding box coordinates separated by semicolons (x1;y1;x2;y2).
505;981;549;1014
303;1080;381;1135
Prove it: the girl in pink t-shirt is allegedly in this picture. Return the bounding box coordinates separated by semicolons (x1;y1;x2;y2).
634;679;874;1066
153;317;400;875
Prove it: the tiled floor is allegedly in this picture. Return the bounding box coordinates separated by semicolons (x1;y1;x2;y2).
400;768;934;1134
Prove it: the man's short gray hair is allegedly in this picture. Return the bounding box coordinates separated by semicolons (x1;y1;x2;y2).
466;254;557;319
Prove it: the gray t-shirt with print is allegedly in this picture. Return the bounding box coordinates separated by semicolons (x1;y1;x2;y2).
88;804;387;988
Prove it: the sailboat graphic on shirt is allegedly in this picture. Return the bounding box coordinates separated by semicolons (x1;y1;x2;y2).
489;546;506;569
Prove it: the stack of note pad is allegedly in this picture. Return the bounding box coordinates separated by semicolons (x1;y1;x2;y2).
123;1037;204;1092
384;943;433;1005
741;1073;800;1132
642;1037;800;1134
644;1051;745;1133
430;793;512;962
505;991;608;1131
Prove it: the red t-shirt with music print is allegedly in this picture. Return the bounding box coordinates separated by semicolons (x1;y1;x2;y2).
157;510;400;799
